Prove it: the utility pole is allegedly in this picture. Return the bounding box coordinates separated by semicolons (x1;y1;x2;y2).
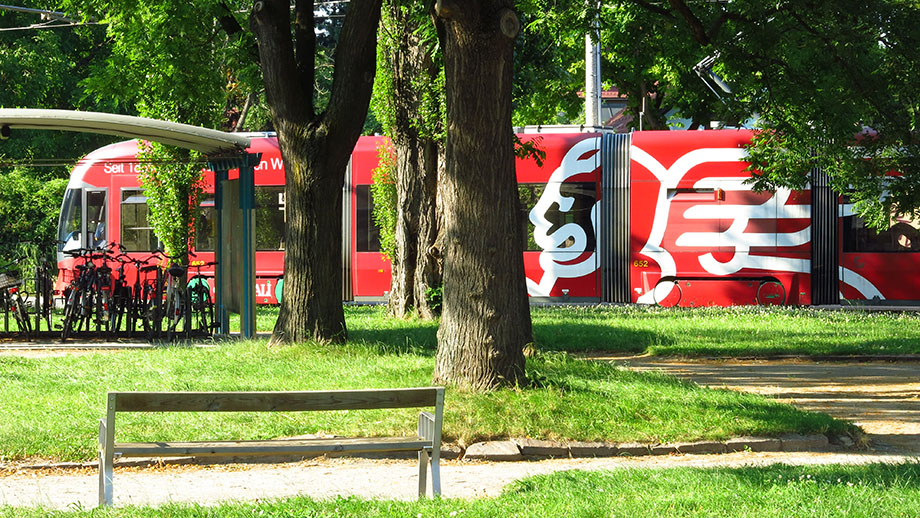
585;18;601;127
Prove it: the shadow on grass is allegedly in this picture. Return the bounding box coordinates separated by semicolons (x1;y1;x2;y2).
347;325;439;355
532;322;665;353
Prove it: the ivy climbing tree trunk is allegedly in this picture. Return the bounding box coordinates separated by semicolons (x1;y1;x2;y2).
432;0;531;389
375;2;444;319
390;137;442;318
250;0;382;344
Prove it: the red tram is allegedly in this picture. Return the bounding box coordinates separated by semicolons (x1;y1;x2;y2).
56;127;920;306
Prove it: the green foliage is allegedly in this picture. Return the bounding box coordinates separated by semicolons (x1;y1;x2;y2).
0;168;67;264
515;1;920;224
735;0;920;227
0;5;118;259
370;142;398;260
371;0;446;142
513;134;547;167
424;284;442;313
135;142;205;260
513;3;588;125
512;2;728;129
64;0;252;127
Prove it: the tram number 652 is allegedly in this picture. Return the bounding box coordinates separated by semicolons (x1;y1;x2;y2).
632;260;649;268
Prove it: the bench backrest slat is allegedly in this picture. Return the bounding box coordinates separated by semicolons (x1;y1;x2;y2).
111;388;442;413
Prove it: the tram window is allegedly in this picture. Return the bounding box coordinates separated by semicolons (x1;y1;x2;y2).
195;194;216;251
519;182;597;252
519;184;544;251
58;189;83;251
255;186;285;250
355;185;381;252
120;190;158;251
86;190;107;248
844;213;920;252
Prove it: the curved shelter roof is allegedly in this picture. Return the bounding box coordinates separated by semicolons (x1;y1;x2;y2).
0;109;250;154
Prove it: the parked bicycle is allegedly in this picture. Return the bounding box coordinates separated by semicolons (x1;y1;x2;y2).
0;261;32;339
57;243;219;341
187;259;217;336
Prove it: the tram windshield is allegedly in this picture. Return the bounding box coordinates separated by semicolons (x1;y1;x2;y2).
57;188;107;251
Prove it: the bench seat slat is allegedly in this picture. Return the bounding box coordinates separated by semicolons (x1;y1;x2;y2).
115;436;431;457
113;388;439;412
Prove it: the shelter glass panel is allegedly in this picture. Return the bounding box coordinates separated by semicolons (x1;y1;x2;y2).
195;194;217;251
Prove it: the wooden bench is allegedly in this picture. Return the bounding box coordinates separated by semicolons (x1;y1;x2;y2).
98;387;445;506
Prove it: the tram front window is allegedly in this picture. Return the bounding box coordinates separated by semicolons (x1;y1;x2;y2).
85;191;107;248
58;189;83;251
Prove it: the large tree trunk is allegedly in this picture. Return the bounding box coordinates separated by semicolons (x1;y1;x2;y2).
251;0;381;344
432;1;531;390
381;3;443;319
389;136;442;318
272;136;348;343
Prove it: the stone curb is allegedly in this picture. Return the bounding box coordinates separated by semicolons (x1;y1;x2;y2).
456;433;845;462
3;433;851;471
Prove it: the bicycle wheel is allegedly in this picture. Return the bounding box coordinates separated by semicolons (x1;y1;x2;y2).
61;288;81;340
194;285;213;335
188;276;213;335
140;281;159;339
109;286;126;336
12;293;31;338
165;285;185;342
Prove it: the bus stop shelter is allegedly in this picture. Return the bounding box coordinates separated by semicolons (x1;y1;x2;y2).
0;108;259;337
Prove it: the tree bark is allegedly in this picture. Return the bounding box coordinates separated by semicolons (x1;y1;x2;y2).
432;1;531;390
389;135;442;318
383;6;444;318
251;0;382;344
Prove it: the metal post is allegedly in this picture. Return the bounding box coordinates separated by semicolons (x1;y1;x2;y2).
213;167;228;335
239;157;257;339
585;3;602;127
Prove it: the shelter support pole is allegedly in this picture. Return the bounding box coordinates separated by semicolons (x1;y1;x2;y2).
239;160;256;338
208;152;260;337
212;168;229;335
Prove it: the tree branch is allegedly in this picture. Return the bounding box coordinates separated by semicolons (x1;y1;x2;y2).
324;0;383;149
667;0;710;45
294;0;316;117
627;0;674;19
250;0;312;125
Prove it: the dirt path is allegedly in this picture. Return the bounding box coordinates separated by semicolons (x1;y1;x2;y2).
600;355;920;453
2;450;916;509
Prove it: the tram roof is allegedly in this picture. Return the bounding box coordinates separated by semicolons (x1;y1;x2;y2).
0;109;251;155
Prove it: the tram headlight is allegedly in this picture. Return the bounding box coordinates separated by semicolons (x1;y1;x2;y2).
0;124;10;140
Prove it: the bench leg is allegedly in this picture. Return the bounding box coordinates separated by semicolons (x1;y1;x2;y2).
417;449;429;497
98;419;114;506
430;447;441;497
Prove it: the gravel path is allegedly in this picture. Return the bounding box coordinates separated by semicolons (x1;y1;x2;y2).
601;355;920;453
2;450;917;509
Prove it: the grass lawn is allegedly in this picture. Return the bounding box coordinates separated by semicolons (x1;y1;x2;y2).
284;304;920;358
531;305;920;357
4;462;920;517
0;336;849;462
